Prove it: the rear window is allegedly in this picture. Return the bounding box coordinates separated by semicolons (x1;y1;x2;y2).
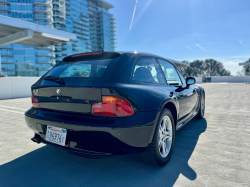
45;59;115;79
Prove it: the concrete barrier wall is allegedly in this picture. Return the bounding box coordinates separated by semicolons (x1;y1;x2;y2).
0;77;40;100
1;76;250;100
211;76;250;83
194;77;202;84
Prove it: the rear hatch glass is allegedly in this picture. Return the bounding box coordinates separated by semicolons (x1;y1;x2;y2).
46;59;114;79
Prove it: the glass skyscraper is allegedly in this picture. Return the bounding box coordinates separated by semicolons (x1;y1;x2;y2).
0;0;116;76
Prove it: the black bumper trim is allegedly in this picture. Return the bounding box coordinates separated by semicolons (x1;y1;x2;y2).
25;114;156;155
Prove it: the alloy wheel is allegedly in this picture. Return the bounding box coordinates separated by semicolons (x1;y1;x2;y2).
158;116;173;158
201;95;205;115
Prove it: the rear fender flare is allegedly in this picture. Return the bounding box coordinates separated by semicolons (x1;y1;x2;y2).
196;86;205;104
148;99;178;144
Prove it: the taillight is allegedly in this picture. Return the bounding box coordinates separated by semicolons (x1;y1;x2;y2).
92;96;134;117
32;93;40;108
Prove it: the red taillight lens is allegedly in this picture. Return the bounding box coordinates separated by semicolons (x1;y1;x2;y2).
32;93;40;108
92;96;134;117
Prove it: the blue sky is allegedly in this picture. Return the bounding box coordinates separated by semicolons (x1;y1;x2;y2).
108;0;250;75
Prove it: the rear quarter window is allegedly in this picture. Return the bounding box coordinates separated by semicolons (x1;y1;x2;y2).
132;57;166;84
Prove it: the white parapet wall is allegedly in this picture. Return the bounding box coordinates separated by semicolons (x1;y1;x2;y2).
211;76;250;83
0;77;40;100
194;77;202;84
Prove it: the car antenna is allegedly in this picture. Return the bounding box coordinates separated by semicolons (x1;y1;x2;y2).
100;44;104;52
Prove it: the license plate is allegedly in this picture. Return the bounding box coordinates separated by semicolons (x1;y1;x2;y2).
46;126;67;146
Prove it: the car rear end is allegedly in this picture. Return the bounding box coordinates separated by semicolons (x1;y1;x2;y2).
25;52;157;156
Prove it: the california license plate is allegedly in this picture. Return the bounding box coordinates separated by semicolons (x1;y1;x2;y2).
46;126;67;146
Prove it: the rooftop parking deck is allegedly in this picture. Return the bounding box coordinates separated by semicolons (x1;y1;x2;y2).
0;83;250;187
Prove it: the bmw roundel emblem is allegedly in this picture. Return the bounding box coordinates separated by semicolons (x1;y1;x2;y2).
56;88;61;94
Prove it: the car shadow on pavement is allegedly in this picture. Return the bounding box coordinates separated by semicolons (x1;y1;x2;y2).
0;119;207;187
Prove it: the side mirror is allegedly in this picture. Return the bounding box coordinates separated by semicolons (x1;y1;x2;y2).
186;77;196;85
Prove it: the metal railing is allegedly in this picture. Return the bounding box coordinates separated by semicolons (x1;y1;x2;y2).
33;15;53;22
1;59;15;63
0;44;13;48
76;33;90;40
80;12;89;18
55;46;62;51
0;52;13;56
54;18;65;24
62;51;67;56
0;5;11;10
0;0;10;3
55;52;62;56
72;47;79;51
52;1;60;5
0;12;10;17
80;16;89;22
53;13;65;18
33;0;51;4
35;52;55;57
53;7;65;12
73;24;89;31
88;6;97;12
55;57;62;61
72;42;79;47
33;7;52;12
36;59;55;63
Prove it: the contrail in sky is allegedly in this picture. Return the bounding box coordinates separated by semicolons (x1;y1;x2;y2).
239;39;245;47
129;0;138;31
186;45;196;52
196;44;208;51
133;0;152;25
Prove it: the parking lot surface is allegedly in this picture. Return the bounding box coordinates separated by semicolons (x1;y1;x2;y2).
0;83;250;187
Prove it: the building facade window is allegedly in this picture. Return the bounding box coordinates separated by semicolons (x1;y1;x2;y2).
0;0;116;77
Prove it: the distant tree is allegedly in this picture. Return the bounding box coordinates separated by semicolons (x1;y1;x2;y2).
179;59;231;77
245;65;250;75
236;70;244;76
70;69;90;77
236;58;250;76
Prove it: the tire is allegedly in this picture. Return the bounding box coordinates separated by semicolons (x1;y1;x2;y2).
140;108;175;166
195;92;205;119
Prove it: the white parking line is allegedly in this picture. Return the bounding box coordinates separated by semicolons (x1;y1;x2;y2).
0;108;24;114
0;105;27;111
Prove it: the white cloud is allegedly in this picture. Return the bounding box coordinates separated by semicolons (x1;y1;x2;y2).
239;39;245;47
196;44;208;51
129;0;138;31
228;55;250;59
222;60;242;75
186;45;196;52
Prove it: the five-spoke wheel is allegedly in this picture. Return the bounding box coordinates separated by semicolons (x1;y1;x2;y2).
195;92;205;119
141;109;175;166
158;116;172;158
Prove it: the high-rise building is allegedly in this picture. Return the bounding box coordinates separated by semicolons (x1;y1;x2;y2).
0;0;116;76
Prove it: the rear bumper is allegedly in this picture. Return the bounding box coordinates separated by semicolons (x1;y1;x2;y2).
25;109;158;155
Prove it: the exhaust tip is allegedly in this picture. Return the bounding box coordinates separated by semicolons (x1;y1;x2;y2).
31;134;41;144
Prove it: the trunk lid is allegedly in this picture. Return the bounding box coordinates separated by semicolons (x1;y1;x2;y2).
34;83;102;114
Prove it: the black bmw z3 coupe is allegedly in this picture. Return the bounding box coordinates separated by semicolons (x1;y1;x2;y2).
25;51;205;166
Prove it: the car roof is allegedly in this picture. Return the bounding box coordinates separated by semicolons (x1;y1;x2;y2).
63;51;187;67
116;51;186;67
